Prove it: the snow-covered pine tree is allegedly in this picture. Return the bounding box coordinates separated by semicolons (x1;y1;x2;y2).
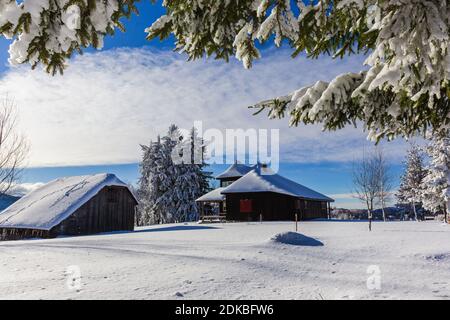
169;126;213;222
136;136;164;225
153;124;180;224
189;127;212;196
3;1;449;141
136;148;147;225
137;124;213;225
421;135;450;223
185;127;212;221
396;144;426;221
136;142;152;225
172;162;200;222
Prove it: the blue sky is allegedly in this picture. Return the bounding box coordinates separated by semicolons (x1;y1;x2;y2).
0;1;411;209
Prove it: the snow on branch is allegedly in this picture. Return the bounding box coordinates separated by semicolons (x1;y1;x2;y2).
152;0;449;140
0;0;139;74
252;71;365;131
1;0;449;140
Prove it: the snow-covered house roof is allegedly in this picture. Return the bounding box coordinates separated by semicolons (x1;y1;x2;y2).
0;173;137;231
215;163;254;179
195;187;226;202
221;166;334;202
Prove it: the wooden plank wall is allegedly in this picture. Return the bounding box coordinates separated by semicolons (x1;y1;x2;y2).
225;192;329;221
0;228;53;241
54;186;136;236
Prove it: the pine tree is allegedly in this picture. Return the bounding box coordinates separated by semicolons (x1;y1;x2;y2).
2;1;449;140
153;124;180;224
136;124;213;225
172;163;200;222
136;136;164;225
397;144;426;221
189;127;212;195
185;127;212;221
170;126;212;222
136;144;149;226
421;135;450;223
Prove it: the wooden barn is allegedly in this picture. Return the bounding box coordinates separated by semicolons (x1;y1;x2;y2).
197;163;333;222
0;173;138;241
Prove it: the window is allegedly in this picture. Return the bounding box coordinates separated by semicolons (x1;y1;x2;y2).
221;180;234;187
240;199;253;213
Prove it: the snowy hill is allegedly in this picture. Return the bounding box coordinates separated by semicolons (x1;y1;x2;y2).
0;221;449;300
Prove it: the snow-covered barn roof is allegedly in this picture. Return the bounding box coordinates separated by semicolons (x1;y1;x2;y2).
0;173;137;231
221;166;334;202
215;163;255;179
195;187;226;202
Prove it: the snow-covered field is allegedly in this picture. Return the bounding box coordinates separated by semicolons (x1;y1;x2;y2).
1;221;450;300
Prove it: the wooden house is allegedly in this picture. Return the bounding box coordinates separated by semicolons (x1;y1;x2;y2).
196;163;333;222
0;173;138;241
215;162;255;187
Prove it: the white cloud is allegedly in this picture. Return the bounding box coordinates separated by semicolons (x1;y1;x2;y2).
0;47;409;167
329;193;357;200
332;201;364;210
330;191;399;210
7;182;45;197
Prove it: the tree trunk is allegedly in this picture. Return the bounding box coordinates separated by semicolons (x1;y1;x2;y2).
368;200;373;232
445;203;448;224
381;199;386;222
412;202;418;221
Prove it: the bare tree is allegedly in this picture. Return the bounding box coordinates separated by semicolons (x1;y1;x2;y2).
352;150;379;231
0;96;28;196
374;148;393;222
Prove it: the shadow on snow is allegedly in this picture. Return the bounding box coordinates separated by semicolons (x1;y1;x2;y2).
134;225;220;233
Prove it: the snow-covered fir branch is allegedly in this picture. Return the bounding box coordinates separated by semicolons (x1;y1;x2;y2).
1;1;449;139
149;0;450;140
0;0;138;74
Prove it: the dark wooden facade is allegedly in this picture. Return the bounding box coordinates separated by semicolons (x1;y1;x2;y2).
0;186;137;241
0;228;54;241
225;192;329;221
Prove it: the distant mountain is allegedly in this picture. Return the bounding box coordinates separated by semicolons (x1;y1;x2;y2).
0;194;20;212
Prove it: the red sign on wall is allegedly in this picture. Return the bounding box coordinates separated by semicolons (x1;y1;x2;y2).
240;199;253;213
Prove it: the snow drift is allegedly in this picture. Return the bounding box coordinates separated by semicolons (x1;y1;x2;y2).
270;232;323;246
